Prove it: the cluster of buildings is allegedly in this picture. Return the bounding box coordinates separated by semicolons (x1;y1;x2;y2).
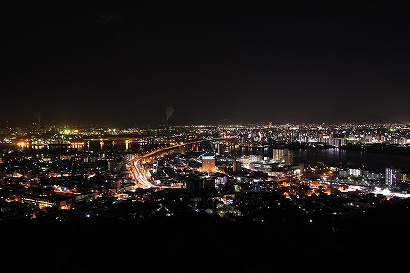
0;122;410;227
3;121;410;148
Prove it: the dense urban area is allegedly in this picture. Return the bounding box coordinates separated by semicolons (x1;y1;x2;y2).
1;122;410;272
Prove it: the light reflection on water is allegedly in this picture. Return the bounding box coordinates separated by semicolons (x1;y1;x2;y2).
77;141;410;173
5;139;410;174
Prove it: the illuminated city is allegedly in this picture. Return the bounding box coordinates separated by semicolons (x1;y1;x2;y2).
2;1;410;272
1;122;410;271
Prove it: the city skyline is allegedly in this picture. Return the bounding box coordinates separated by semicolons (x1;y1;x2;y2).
2;94;410;271
2;1;409;127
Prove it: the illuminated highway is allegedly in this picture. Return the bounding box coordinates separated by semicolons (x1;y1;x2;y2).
129;137;235;189
131;156;157;189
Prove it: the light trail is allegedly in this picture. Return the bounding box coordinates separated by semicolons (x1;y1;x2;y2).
129;137;236;189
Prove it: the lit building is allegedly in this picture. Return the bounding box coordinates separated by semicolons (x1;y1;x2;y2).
232;158;242;172
272;149;284;162
283;148;293;165
201;152;216;173
385;167;402;189
273;148;293;165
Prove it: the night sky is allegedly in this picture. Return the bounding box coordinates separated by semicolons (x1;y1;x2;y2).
2;1;409;127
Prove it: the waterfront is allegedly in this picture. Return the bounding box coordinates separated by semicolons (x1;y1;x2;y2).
215;143;410;174
2;137;410;272
4;139;410;175
84;140;410;174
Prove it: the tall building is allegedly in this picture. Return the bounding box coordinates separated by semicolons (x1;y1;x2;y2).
273;148;293;165
272;149;284;162
385;167;401;189
232;157;242;172
283;148;293;165
186;178;204;197
201;152;215;173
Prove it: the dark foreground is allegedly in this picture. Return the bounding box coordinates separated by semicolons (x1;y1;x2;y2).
1;204;410;273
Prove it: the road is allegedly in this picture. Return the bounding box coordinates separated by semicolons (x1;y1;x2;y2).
129;137;235;188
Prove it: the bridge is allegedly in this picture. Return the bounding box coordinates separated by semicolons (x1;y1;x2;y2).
129;137;236;189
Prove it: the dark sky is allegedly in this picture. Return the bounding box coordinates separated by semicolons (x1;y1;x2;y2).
1;1;410;127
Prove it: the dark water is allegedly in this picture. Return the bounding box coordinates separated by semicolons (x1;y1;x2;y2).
81;140;152;153
85;141;410;173
217;144;410;174
292;148;410;173
5;140;410;174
